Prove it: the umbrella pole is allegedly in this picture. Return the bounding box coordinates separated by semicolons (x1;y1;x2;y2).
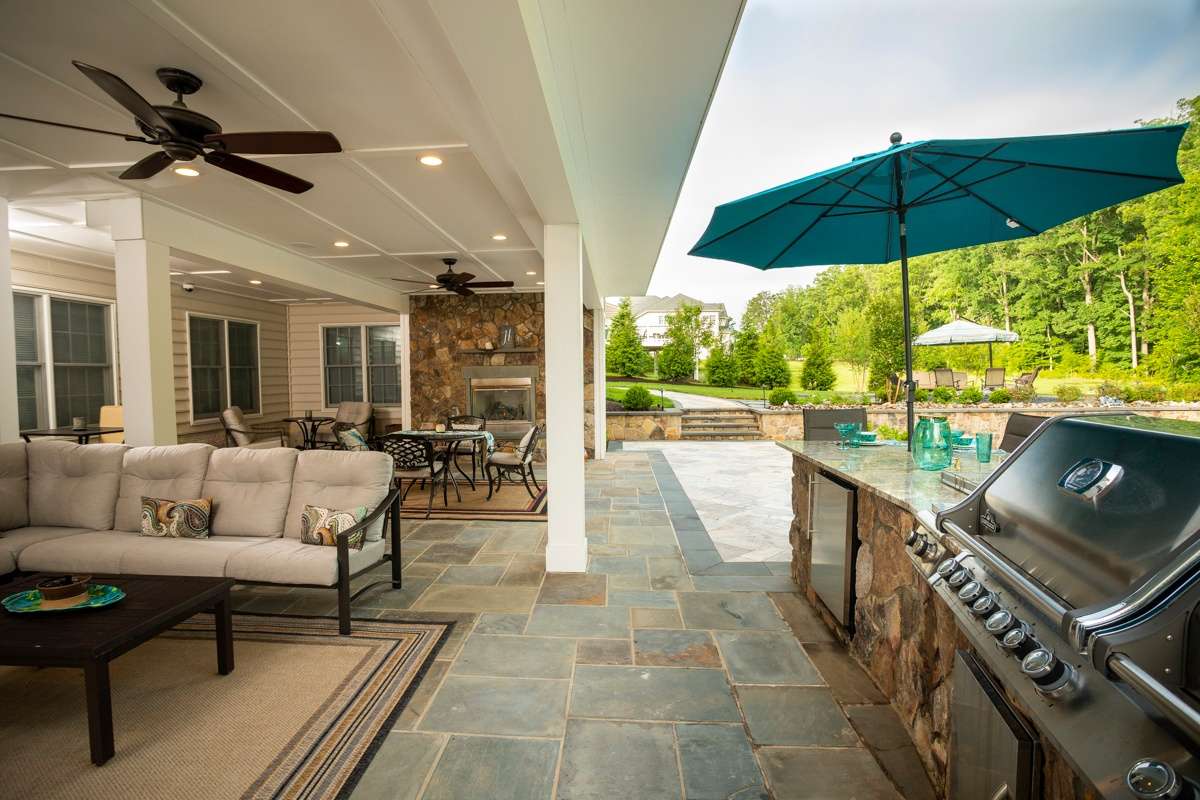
988;341;994;367
899;211;915;449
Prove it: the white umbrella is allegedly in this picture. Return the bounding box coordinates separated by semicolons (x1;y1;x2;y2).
913;319;1018;366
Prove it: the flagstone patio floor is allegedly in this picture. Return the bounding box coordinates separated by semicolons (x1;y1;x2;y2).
229;450;934;800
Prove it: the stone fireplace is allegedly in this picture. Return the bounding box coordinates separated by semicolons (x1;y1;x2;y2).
464;366;538;441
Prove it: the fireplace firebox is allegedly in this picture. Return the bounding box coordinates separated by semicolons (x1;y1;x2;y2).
464;366;538;441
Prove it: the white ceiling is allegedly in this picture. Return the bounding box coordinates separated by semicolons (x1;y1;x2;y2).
0;0;743;301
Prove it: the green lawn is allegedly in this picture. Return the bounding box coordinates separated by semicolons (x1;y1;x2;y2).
605;385;675;409
607;378;866;404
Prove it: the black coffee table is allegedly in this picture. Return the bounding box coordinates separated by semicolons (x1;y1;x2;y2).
0;574;235;765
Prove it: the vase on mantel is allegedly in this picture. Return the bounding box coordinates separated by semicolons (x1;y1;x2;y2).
912;415;953;471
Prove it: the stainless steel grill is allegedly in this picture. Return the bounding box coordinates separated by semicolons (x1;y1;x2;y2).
903;413;1200;799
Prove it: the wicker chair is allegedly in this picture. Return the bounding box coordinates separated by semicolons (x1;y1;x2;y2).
486;424;542;500
375;433;447;519
447;414;487;484
220;406;286;449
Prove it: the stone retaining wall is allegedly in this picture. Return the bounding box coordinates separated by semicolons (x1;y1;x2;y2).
605;410;683;441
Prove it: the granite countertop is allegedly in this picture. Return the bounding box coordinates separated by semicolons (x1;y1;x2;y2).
777;440;1004;515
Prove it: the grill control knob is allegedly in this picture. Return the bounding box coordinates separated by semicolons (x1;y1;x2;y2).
1000;624;1040;659
905;531;920;547
947;568;973;589
912;536;932;557
985;610;1017;637
957;581;984;604
1127;759;1189;799
935;558;958;579
1021;648;1075;696
971;592;1000;617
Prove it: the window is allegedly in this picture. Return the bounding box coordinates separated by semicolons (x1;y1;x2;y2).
14;294;43;430
188;315;260;420
322;324;403;407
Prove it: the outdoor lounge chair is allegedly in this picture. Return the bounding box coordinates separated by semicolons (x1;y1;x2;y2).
316;401;374;448
220;406;287;449
1014;366;1041;389
952;371;968;388
914;371;936;390
801;408;868;441
983;368;1006;391
933;368;956;389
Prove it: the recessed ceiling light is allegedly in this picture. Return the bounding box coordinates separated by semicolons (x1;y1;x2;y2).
249;279;262;285
525;271;537;276
492;234;507;241
536;281;544;286
419;154;443;167
173;166;200;177
333;240;350;248
307;297;332;301
267;298;301;302
169;271;183;276
188;270;231;275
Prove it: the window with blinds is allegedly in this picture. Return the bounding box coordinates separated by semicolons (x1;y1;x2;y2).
367;325;403;405
324;326;363;406
14;293;43;431
188;315;260;420
321;324;403;408
50;298;112;426
227;321;259;413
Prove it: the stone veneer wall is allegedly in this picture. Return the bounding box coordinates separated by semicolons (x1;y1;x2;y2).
606;410;683;441
790;456;1101;800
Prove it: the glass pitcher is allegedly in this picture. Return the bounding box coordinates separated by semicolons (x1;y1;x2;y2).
912;415;953;471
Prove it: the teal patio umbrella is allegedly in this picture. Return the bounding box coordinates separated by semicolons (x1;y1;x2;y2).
690;124;1187;443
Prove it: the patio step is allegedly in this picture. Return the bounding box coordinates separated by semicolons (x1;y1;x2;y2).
680;428;764;440
680;408;763;440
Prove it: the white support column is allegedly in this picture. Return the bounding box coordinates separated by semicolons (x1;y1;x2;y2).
593;306;606;459
0;197;18;442
113;234;177;446
544;224;588;572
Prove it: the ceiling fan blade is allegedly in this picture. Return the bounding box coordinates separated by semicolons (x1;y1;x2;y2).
119;151;174;180
453;285;474;297
204;131;342;154
0;111;149;141
452;272;476;284
72;60;174;136
204;151;313;194
391;277;440;286
464;281;515;289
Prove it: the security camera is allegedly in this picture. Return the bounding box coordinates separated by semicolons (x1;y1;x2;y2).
181;283;196;293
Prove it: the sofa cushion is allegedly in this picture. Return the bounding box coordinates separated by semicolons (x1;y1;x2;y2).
0;526;96;562
0;442;28;531
226;537;385;586
119;535;267;578
115;444;214;531
285;450;392;542
0;549;13;576
202;447;298;537
28;441;127;530
18;530;135;574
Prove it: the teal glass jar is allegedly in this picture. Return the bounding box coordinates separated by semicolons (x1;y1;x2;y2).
912;415;953;471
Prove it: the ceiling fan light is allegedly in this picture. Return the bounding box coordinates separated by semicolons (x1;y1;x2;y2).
173;166;200;177
492;233;507;241
249;279;262;285
419;154;443;167
536;281;545;286
525;271;537;276
428;284;439;289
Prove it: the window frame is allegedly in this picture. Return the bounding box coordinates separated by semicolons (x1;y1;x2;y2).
185;311;263;424
11;287;119;431
318;321;407;413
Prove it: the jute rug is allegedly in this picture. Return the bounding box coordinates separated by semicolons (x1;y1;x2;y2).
401;478;548;520
0;613;449;800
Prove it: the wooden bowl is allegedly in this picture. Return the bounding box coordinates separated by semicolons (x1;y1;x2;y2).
36;574;91;602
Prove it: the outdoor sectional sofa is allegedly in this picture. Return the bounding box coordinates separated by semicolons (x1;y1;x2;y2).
0;440;401;633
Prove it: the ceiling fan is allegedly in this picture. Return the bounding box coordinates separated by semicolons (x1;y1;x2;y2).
392;258;514;297
0;60;341;194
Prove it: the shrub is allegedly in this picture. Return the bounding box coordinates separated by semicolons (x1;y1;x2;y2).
988;387;1012;404
931;386;956;404
876;423;908;442
1054;384;1083;403
1168;383;1200;402
828;393;850;405
1127;383;1167;402
799;329;837;390
1097;380;1125;400
1009;384;1036;403
958;386;983;405
914;388;931;403
704;345;738;387
621;385;654;411
769;387;797;406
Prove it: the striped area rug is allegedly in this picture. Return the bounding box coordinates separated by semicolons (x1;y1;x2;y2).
400;478;548;520
0;613;450;800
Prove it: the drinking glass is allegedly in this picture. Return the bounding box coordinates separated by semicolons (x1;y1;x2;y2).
833;422;857;450
975;431;994;463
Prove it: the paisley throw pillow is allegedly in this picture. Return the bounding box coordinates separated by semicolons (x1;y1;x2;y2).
141;497;213;539
300;504;369;550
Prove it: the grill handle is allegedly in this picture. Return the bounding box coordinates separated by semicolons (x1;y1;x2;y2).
937;518;1070;624
1108;653;1200;746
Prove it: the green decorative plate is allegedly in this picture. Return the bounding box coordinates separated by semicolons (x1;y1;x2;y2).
2;583;125;614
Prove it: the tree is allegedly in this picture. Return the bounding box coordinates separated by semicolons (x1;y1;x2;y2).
866;294;907;401
754;319;791;388
741;291;775;333
833;308;871;390
657;305;704;381
731;327;760;385
605;297;653;377
704;344;738;387
800;326;837;390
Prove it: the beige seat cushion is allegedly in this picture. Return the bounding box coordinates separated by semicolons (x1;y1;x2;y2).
487;451;522;466
119;536;267;578
0;549;13;576
0;442;28;531
240;439;281;450
28;441;127;530
114;444;215;531
285;450;392;542
202;447;298;537
0;526;95;562
18;530;137;574
226;537;385;586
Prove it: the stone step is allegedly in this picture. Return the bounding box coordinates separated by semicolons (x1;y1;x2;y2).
682;420;761;430
681;413;757;423
681;428;764;440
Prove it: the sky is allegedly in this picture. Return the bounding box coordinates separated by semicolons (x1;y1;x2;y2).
646;0;1200;324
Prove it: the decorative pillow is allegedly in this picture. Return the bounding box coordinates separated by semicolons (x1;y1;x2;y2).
337;427;370;451
140;497;213;539
300;504;369;550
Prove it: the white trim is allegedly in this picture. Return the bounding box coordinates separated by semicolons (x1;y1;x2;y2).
184;310;264;426
317;321;406;413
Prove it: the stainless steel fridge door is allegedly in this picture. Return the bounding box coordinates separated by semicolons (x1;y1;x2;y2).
809;472;855;627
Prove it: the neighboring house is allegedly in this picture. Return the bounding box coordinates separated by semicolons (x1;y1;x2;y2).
604;294;730;359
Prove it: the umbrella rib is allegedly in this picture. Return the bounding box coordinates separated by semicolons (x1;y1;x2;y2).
906;143;1008;205
788;200;891;211
909;154;1041;234
821;173;892;206
909;163;1025;208
689;157;882;253
764;156;891;268
919;150;1182;184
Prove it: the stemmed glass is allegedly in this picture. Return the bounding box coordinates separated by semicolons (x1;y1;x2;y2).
834;422;859;450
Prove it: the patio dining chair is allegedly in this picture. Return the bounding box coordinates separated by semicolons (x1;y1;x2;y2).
933;368;956;389
914;371;936;390
447;414;487;484
801;407;867;441
220;406;287;449
486;424;542;500
999;412;1046;452
983;368;1006;391
1014;366;1041;388
375;433;447;519
952;371;968;389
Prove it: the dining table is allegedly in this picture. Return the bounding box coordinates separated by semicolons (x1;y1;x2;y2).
392;429;495;497
20;426;125;445
283;415;335;450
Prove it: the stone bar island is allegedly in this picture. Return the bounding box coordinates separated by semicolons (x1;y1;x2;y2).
780;440;1098;799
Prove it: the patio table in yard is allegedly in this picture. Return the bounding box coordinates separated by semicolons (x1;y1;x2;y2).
283;415;334;449
20;426;125;445
392;429;494;495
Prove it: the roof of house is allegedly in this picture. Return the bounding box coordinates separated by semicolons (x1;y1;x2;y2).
605;294;729;320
